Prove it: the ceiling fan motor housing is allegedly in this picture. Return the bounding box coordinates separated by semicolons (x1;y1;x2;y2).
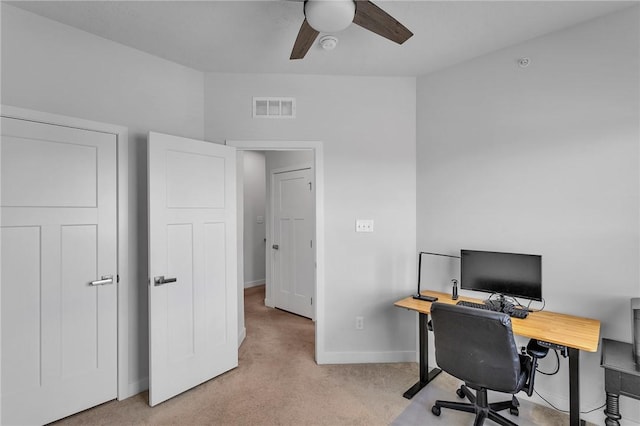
305;0;356;33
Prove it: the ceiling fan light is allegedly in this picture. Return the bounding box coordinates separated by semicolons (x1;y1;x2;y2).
305;0;356;33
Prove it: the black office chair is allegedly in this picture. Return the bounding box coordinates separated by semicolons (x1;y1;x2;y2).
430;302;547;426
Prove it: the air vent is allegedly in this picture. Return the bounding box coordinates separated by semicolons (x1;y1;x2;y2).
253;97;296;119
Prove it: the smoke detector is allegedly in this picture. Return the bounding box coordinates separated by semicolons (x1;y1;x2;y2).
518;57;531;68
319;35;338;51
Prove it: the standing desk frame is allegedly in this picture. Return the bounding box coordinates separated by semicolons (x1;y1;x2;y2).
395;290;601;426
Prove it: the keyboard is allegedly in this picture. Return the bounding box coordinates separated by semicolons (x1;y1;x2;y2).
456;300;529;319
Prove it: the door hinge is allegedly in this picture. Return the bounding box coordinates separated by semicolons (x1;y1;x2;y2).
308;182;312;191
311;297;313;305
310;240;313;248
117;275;120;283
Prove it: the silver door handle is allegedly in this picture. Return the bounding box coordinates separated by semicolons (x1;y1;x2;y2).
154;276;177;286
90;275;114;286
272;244;279;250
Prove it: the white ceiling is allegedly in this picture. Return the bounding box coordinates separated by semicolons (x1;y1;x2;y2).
8;0;636;76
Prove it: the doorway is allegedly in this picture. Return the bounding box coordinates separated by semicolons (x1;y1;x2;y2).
242;152;314;319
227;140;325;363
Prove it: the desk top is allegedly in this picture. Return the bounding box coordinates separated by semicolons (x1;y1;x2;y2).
601;338;640;375
395;290;601;353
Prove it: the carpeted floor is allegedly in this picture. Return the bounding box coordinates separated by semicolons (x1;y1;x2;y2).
391;372;573;426
53;285;574;425
54;285;416;425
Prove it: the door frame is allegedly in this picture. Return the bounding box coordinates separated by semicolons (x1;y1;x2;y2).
226;140;326;364
269;163;314;319
0;105;131;400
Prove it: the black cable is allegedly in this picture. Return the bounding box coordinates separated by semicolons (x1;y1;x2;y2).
533;389;606;414
512;296;546;312
536;349;560;375
582;402;607;414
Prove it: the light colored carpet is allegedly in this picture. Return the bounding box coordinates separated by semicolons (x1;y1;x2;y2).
390;372;571;425
53;285;416;425
53;285;573;425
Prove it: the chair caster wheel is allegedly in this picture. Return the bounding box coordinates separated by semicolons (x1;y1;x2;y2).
510;407;519;416
432;405;441;416
456;388;465;399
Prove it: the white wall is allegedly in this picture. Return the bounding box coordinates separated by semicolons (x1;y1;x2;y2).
416;7;639;424
205;74;417;362
1;4;206;396
243;151;266;288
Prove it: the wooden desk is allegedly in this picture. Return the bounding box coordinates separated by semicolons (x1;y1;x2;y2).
395;290;601;426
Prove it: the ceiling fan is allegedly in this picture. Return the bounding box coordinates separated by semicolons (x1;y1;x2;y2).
290;0;413;60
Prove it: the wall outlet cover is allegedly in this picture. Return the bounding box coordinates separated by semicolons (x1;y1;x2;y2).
355;219;374;233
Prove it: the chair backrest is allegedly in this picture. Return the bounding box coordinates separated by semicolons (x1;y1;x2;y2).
430;303;523;394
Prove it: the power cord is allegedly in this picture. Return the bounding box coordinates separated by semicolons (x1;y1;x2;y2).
491;294;546;313
536;348;560;375
512;296;545;312
533;349;605;415
533;389;605;414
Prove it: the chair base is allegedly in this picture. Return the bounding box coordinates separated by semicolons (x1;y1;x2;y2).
432;385;519;426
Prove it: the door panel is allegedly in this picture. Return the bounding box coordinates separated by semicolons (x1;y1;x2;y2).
272;168;314;318
166;223;195;361
1;117;117;425
204;222;228;345
1;136;98;207
166;150;225;208
148;132;237;407
61;225;99;376
1;226;41;394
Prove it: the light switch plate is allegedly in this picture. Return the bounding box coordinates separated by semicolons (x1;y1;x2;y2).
356;219;374;233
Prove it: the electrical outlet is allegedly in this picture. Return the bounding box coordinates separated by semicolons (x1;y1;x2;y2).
355;219;374;233
355;316;364;330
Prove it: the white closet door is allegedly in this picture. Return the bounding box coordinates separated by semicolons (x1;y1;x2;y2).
148;132;238;406
1;117;117;425
272;168;314;319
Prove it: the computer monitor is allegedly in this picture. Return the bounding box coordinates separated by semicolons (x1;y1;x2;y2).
460;249;542;302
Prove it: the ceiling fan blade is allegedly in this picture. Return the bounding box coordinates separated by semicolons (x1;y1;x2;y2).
353;0;413;45
290;19;320;60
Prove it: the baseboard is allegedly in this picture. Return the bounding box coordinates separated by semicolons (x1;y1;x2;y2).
264;298;274;308
244;279;265;289
238;326;247;347
119;377;149;400
317;350;416;365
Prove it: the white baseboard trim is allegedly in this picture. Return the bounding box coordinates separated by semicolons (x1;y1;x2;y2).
119;377;149;400
317;350;416;365
244;279;265;289
265;298;274;308
238;326;247;347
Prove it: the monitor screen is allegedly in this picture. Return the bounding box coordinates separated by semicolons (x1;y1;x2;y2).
460;249;542;301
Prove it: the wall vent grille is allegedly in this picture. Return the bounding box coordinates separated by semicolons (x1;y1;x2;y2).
253;97;296;119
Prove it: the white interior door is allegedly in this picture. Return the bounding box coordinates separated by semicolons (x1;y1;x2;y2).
272;168;314;318
148;132;237;406
1;117;117;425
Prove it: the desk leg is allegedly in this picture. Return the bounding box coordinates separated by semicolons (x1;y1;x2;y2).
604;392;621;426
403;312;442;399
568;348;586;426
